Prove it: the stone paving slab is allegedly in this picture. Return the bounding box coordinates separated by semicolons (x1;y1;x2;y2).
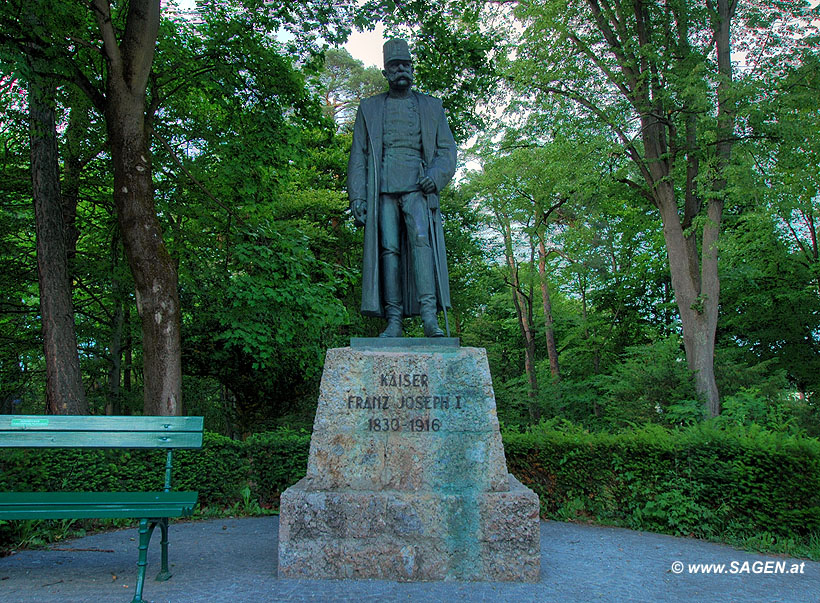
1;516;818;602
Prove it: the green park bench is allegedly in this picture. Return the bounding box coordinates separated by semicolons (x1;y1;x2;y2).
0;415;204;603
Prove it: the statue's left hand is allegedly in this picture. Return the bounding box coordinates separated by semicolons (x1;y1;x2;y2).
351;199;367;226
418;176;437;195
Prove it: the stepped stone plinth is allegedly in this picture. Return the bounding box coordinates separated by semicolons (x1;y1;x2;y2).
278;340;540;581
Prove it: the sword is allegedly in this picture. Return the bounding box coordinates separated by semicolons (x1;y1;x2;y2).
427;206;451;337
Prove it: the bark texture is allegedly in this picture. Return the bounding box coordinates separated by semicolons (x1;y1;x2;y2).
29;73;88;415
93;0;181;415
536;228;560;379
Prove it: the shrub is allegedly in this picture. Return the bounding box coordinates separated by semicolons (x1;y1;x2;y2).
505;421;820;543
246;428;310;507
3;422;818;557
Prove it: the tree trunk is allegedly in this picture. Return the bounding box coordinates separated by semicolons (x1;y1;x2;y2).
805;210;820;296
640;86;723;416
94;0;181;415
655;181;721;417
124;303;133;393
61;90;90;260
105;91;182;415
537;237;560;379
497;211;540;422
28;73;88;415
105;303;123;417
574;0;735;418
106;230;125;416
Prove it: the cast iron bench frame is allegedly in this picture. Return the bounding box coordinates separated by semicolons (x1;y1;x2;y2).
0;415;203;603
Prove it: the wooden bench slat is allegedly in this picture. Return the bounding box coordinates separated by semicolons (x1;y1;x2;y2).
0;415;204;448
0;431;203;448
0;415;203;431
0;491;198;520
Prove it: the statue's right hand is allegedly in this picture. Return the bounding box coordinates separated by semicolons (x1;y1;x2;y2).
351;199;367;226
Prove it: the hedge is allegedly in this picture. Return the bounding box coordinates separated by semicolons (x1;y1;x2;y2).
505;422;820;539
0;430;295;510
2;423;818;544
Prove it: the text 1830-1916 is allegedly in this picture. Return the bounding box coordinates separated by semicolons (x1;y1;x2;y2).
368;417;442;432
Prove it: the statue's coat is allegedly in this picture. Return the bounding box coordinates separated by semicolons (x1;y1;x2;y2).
348;91;457;317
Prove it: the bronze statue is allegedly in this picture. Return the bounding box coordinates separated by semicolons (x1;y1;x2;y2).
348;39;457;337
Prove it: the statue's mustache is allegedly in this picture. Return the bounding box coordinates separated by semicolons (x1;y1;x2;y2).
388;72;413;84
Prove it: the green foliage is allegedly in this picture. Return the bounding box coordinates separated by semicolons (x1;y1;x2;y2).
0;85;45;415
2;0;366;418
0;429;308;505
1;0;819;502
0;432;249;508
175;432;248;504
535;376;603;427
496;335;708;430
718;211;820;395
596;336;700;427
183;223;350;433
246;428;311;507
313;48;385;129
505;421;820;550
3;425;819;559
0;429;303;552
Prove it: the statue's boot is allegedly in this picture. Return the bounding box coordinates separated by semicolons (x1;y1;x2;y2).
379;253;403;338
413;244;444;338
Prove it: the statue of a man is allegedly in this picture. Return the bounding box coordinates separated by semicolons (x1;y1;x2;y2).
348;39;457;338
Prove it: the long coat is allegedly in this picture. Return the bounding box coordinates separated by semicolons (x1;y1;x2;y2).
348;91;457;317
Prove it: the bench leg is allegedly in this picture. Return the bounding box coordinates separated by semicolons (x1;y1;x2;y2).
156;517;172;581
132;517;157;603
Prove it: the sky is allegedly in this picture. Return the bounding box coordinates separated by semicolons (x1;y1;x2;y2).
169;0;385;67
345;24;386;68
169;1;820;72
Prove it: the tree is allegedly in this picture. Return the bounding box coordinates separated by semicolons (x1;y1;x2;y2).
745;52;820;296
463;160;540;420
0;80;44;414
84;0;183;415
28;70;88;414
315;48;384;129
1;0;180;414
0;4;92;414
438;186;493;337
719;212;820;397
2;0;358;416
145;6;357;430
506;0;752;415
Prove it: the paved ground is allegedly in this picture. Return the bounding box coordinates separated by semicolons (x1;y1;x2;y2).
1;516;818;602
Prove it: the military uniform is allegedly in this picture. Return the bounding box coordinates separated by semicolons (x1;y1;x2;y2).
347;40;457;337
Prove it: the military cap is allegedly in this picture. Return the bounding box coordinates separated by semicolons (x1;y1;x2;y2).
383;39;412;66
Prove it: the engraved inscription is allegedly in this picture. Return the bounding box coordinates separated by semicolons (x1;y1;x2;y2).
347;395;391;409
380;373;429;387
397;395;461;410
368;417;441;432
343;371;465;433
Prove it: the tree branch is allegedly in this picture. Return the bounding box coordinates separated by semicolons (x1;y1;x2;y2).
537;82;652;184
120;0;160;92
615;176;655;205
586;0;641;98
91;0;123;78
150;128;244;224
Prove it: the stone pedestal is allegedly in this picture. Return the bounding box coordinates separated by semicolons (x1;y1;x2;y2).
278;340;540;581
